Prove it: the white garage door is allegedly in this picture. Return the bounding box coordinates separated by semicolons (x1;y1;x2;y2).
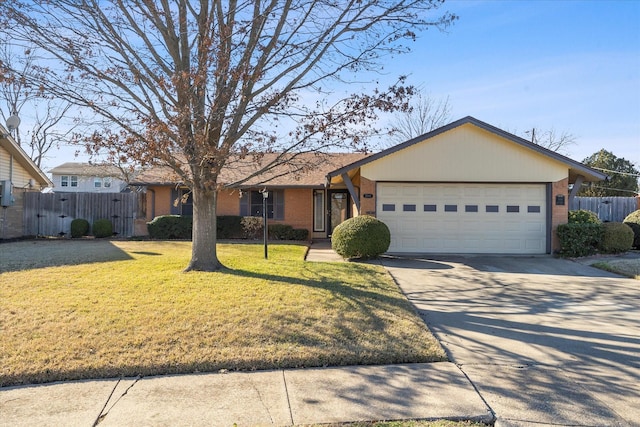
377;183;547;254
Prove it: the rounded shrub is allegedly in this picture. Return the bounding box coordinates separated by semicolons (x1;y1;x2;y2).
70;218;90;238
598;222;634;254
623;209;640;248
147;215;192;239
331;216;390;259
568;209;601;224
92;219;113;238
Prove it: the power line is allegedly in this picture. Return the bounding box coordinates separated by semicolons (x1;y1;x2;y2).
590;166;640;178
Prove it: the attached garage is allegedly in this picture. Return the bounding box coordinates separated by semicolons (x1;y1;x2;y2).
326;116;607;255
377;182;547;254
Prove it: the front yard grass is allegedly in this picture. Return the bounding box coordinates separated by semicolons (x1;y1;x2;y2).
591;258;640;279
0;240;445;386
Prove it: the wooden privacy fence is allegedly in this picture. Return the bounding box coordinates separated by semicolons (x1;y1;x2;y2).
569;196;639;222
23;192;146;237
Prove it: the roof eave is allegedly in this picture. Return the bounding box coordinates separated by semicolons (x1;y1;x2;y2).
326;116;608;183
0;125;53;187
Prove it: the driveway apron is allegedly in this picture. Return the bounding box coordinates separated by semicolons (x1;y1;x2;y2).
380;255;640;427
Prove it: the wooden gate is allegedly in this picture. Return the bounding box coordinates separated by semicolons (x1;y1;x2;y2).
23;192;146;237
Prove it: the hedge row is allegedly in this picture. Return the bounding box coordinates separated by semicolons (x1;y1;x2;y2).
146;215;309;241
557;209;635;257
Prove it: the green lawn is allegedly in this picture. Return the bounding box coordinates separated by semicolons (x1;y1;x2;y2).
0;240;445;386
592;258;640;279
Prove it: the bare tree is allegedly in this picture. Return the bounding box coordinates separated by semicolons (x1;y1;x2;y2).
1;0;456;271
390;92;451;144
524;127;576;155
0;44;74;166
0;44;37;144
25;102;75;168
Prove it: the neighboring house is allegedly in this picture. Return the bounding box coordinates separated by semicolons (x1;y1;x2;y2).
132;116;606;253
49;162;130;192
0;124;53;239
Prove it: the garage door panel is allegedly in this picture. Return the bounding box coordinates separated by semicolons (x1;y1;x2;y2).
378;183;547;254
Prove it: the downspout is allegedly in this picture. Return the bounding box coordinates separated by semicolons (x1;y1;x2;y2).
148;188;156;219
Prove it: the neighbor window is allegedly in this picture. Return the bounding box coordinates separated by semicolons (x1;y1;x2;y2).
240;189;284;220
61;175;69;187
104;177;112;188
70;176;78;187
94;177;102;188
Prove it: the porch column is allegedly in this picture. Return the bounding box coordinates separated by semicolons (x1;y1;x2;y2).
341;173;360;213
568;175;585;204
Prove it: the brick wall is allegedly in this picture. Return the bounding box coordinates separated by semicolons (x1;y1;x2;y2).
359;176;376;217
0;188;25;239
217;190;240;215
551;177;569;252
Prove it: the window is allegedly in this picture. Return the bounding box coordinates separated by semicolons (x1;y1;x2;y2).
61;176;68;187
486;205;499;213
465;205;478;213
382;204;395;212
403;204;416;212
424;204;437;212
313;190;325;232
70;176;78;187
507;205;520;213
240;190;284;220
180;189;193;216
528;205;541;213
94;177;102;188
104;177;112;188
445;204;457;212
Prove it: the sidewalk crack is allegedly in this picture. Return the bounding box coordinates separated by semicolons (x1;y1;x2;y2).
282;370;294;425
92;375;142;426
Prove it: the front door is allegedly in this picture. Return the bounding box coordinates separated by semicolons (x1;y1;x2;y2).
329;190;350;235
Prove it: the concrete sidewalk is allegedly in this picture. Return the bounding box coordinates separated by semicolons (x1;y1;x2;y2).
0;363;493;426
305;239;344;262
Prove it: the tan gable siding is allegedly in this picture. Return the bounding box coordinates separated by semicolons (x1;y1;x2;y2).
362;123;568;182
0;145;42;188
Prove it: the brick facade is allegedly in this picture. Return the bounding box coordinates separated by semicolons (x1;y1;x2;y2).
145;186;316;238
551;177;569;252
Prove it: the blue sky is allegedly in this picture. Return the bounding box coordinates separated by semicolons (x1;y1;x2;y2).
39;0;639;172
377;0;639;167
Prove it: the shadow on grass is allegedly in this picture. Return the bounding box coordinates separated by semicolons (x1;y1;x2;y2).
0;239;134;273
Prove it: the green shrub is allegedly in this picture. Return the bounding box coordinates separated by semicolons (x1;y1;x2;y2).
598;222;634;254
217;216;243;239
92;219;113;238
269;224;294;240
291;228;309;241
241;216;263;239
623;209;640;248
267;224;310;241
147;215;192;239
568;209;601;224
556;223;603;257
70;218;90;238
331;216;390;259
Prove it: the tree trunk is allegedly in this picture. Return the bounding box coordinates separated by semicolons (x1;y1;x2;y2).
185;187;224;272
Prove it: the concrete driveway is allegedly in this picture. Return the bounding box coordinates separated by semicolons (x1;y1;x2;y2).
380;255;640;427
